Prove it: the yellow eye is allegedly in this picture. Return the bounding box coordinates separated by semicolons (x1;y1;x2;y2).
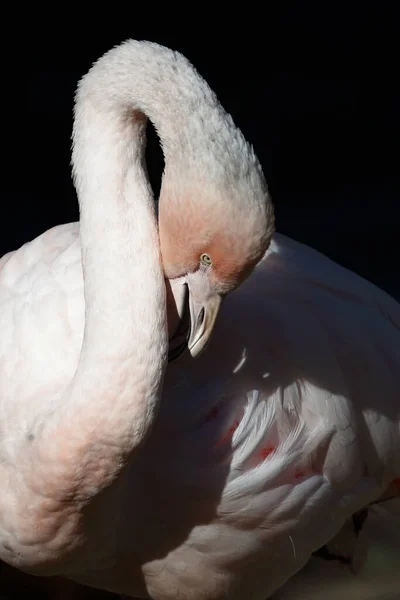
200;253;213;266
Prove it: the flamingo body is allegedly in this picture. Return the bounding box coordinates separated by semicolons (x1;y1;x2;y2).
1;224;399;599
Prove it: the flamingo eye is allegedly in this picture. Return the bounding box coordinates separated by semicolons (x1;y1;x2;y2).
200;253;212;266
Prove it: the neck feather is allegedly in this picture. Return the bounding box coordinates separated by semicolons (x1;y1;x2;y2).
24;39;267;504
27;42;197;503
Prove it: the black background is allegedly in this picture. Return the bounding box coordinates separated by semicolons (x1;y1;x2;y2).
2;4;399;298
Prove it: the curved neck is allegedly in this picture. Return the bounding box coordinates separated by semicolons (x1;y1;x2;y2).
28;42;183;504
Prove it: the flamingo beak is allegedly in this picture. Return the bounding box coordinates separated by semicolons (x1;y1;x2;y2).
167;277;222;361
187;291;222;358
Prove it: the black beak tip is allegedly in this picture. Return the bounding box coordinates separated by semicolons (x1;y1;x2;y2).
167;284;191;363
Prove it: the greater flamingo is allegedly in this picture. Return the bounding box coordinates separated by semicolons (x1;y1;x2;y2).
0;40;399;600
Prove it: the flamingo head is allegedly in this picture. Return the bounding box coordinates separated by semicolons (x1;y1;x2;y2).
159;148;274;360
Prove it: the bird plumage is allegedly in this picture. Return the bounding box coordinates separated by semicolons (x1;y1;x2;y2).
0;40;399;599
1;226;399;598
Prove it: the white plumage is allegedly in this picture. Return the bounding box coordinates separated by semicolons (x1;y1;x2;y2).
0;40;399;599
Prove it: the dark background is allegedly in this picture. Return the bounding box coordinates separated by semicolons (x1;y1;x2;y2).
3;4;399;298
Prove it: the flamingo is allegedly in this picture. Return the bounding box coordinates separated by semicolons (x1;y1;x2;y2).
0;39;399;600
